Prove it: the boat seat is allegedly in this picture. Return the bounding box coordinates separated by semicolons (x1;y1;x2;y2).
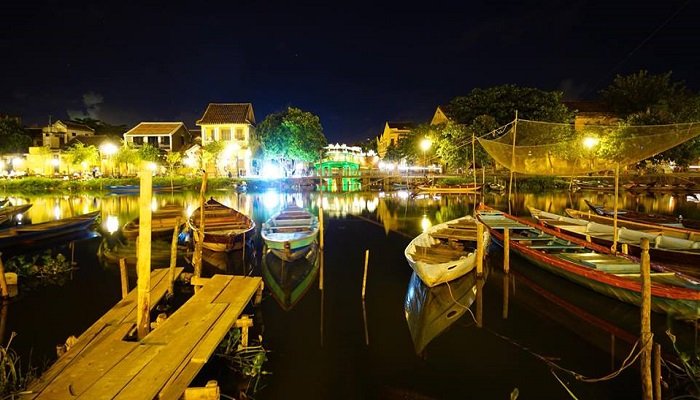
414;245;468;256
618;227;660;244
655;235;700;250
585;222;616;235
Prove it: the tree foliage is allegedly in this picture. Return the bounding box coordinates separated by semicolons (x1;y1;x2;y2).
64;143;99;168
601;70;700;167
256;107;327;162
0;119;32;154
137;143;161;163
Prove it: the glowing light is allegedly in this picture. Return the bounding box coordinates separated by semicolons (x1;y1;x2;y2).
421;214;432;232
15;213;23;223
0;160;4;170
366;197;378;213
184;157;197;168
225;142;241;156
53;205;61;220
185;203;197;218
261;162;283;179
147;162;158;172
51;158;60;167
151;198;158;212
420;138;432;152
263;189;280;211
81;161;88;170
12;158;23;167
582;136;600;149
397;190;410;199
100;142;118;156
105;215;120;234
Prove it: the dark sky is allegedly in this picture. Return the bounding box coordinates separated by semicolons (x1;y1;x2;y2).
1;0;698;143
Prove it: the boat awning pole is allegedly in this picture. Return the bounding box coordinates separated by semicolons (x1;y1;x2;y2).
612;163;620;253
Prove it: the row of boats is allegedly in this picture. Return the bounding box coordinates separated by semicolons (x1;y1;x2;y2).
403;200;700;326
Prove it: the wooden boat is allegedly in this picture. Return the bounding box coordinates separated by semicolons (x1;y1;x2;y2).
404;268;481;354
0;204;32;220
107;184;183;194
0;210;99;248
122;205;185;240
404;215;489;287
98;238;190;267
530;207;700;277
476;206;700;320
564;207;700;240
261;206;319;262
262;243;319;311
416;184;481;194
584;199;700;230
188;198;255;252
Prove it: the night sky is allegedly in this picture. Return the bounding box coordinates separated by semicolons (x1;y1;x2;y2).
1;0;698;143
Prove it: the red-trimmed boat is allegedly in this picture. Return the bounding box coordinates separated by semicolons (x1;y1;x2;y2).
476;205;700;320
585;199;700;230
188;198;255;252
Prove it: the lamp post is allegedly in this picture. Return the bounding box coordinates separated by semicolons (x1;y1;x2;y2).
100;142;118;177
420;137;432;176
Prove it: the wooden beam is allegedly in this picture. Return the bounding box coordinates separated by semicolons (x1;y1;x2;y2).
137;163;153;340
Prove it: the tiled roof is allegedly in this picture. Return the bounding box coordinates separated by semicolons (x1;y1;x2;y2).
387;121;414;130
125;122;185;136
196;103;254;125
58;120;95;132
65;135;114;149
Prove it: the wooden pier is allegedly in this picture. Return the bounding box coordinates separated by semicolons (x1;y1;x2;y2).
23;268;263;400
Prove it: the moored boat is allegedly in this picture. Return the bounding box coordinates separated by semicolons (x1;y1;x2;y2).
0;204;32;221
188;198;255;252
404;215;489;287
0;210;99;248
564;207;700;240
584;199;700;230
530;207;700;278
261;206;319;262
416;183;481;194
122;205;185;240
477;205;700;320
404;268;482;354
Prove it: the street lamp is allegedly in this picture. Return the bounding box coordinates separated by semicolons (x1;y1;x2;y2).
420;137;432;175
582;136;600;170
100;142;118;177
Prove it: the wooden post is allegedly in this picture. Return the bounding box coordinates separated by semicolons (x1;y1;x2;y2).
319;207;324;250
184;380;220;400
653;343;662;400
234;315;253;348
136;163;153;340
503;228;510;273
476;276;484;328
119;258;129;299
640;238;653;400
168;216;181;296
241;231;246;263
0;255;9;299
476;223;484;277
254;282;264;305
362;249;369;299
192;171;207;280
319;248;324;290
612;163;620;253
508;111;518;215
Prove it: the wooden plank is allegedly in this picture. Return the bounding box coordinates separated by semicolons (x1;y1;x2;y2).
212;277;262;305
78;304;227;400
36;323;138;399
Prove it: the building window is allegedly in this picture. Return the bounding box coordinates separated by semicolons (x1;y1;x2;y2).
162;136;170;146
220;128;231;141
235;128;244;140
148;136;158;146
207;128;214;141
133;137;144;145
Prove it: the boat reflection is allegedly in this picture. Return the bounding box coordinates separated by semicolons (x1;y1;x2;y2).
404;267;486;354
262;243;320;311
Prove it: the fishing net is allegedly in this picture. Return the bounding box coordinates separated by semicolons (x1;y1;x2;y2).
477;119;700;175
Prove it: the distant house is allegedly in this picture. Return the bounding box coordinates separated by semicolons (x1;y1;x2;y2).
123;122;190;152
196;103;255;176
376;121;414;158
42;120;95;149
564;101;619;130
24;127;44;147
430;105;454;126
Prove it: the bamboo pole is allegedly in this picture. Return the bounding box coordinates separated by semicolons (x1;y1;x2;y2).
119;257;129;299
168;216;181;296
508;111;518;215
472;132;477;189
640;238;653;400
319;207;325;250
0;255;9;299
192;171;207;280
319;248;324;290
612;163;620;253
361;250;369;299
654;343;662;400
136;163;153;340
476;223;484;277
503;228;510;273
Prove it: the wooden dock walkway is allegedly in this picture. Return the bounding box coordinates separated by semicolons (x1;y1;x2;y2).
23;269;263;400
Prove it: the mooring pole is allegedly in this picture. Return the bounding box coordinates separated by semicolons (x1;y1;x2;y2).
168;216;181;296
362;249;369;300
640;238;653;400
192;171;207;280
502;274;509;320
503;228;510;273
0;255;9;299
653;343;662;400
612;163;620;253
476;223;484;277
136;163;153;340
508;111;518;215
319;206;325;250
119;257;129;299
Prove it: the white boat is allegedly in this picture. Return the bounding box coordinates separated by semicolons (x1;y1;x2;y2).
261;206;319;262
404;215;489;287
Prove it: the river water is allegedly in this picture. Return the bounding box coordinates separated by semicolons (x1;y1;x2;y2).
3;188;700;399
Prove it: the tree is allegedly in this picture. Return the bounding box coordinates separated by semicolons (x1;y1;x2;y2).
114;143;139;176
256;107;327;164
165;152;182;175
64;143;100;172
0;119;32;154
601;70;700;166
137;143;161;163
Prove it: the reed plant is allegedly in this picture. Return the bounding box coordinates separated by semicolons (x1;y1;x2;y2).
0;333;34;398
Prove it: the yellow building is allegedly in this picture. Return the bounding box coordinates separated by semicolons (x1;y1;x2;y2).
124;122;190;152
196;103;255;176
42;120;95;149
376;121;414;158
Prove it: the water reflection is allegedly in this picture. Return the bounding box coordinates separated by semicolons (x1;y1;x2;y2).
261;244;320;311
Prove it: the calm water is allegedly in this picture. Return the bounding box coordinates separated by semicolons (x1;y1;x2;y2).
3;188;700;399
